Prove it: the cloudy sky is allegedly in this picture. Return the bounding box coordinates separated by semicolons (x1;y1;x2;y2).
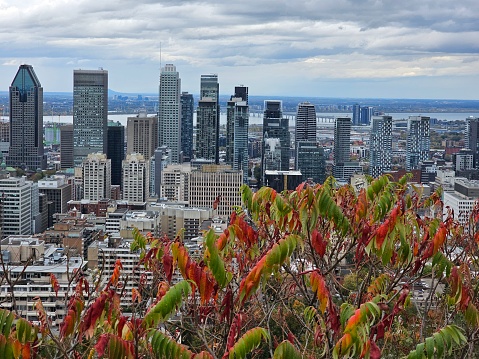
1;0;478;99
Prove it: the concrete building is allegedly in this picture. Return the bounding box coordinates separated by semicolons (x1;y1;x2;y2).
38;176;72;216
406;116;430;171
160;163;190;202
443;178;479;226
73;69;108;166
122;153;149;203
126;111;158;160
369;115;393;179
7;64;46;170
82;153;111;201
158;64;181;163
189;165;242;218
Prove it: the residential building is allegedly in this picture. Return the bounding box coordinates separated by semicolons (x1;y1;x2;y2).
127;110;158;160
160;163;190;202
369;115;393;178
333;117;351;180
82;153;111;201
122;153;149;203
7;64;46;170
295;102;316;143
406;116;430;171
158;64;181;163
73;69;108;166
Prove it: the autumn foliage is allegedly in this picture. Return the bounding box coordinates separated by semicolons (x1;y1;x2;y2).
2;174;479;358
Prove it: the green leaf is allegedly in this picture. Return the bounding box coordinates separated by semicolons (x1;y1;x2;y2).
143;280;191;327
204;229;228;288
273;340;302;359
228;327;269;359
433;332;444;358
425;336;434;358
150;330;194;359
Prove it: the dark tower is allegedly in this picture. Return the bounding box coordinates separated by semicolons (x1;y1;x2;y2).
107;121;125;187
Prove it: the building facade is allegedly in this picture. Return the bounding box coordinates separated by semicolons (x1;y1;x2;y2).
73;69;108;167
296;141;326;184
295;102;316;143
126;111;158;160
180;92;194;162
406;116;430;171
60;124;74;169
7;64;46;170
369;115;393;178
465;117;479;168
333;117;351;180
122;153;149;203
197;74;220;164
107;121;125;187
82;153;111;201
158;64;181;163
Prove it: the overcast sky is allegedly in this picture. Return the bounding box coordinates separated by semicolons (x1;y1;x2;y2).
1;0;478;99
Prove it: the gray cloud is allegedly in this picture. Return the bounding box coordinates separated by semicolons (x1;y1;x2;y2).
0;0;478;98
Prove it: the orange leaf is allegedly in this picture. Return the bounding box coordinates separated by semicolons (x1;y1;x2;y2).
310;271;329;313
432;224;447;254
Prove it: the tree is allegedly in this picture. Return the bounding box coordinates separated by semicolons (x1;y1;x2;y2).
1;174;479;358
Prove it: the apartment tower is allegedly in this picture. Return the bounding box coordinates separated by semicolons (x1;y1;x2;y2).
369;115;393;178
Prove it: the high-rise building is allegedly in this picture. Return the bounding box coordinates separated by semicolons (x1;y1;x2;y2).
7;64;46;170
60;124;74;169
360;106;373;125
82;153;111;201
158;64;181;163
107;121;125;187
226;86;249;183
261;100;290;184
180;92;194;162
122;153;149;203
406;116;430;171
73;69;108;166
295;102;316;143
333;117;351;179
465;117;479;167
369;115;393;178
197;74;220;164
296;142;326;184
126;111;158;159
352;104;361;126
38;176;72;216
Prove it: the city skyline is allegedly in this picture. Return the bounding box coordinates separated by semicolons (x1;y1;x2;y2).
0;1;478;100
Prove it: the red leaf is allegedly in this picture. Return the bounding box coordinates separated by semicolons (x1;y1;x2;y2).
95;334;109;358
311;229;327;257
50;273;60;297
213;195;221;210
81;292;108;338
162;252;173;283
375;220;390;249
369;339;381;359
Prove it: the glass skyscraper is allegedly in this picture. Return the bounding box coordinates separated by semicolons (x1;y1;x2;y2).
180;92;194;161
8;64;46;170
197;74;219;164
73;69;108;167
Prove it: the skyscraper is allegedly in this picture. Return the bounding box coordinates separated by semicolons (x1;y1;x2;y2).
296;142;326;184
60;124;74;169
180;92;194;162
158;64;181;163
226;86;249;183
7;64;46;170
406;116;430;171
261;100;290;184
352;104;361;126
122;153;149;202
126;111;158;159
107;121;125;187
82;153;111;201
333;117;351;179
73;69;108;167
360;106;373;125
369;115;393;178
465;117;479;167
295;102;316;143
197;74;220;164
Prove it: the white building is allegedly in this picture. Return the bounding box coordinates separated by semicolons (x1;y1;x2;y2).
443;178;479;226
160;163;190;202
82;153;111;201
122;153;149;203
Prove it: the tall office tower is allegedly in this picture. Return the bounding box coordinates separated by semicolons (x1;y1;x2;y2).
158;64;181;163
0;173;35;236
180;92;194;162
198;74;220;164
406;116;430;171
295;102;316;143
352;104;361;126
107;121;125;187
296;142;326;184
7;64;46;170
127;111;158;159
226;86;249;182
60;124;74;169
261;100;290;184
122;153;149;203
369;115;393;178
333;117;351;179
82;153;111;201
465;117;479;167
73;69;108;167
360;106;373;125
